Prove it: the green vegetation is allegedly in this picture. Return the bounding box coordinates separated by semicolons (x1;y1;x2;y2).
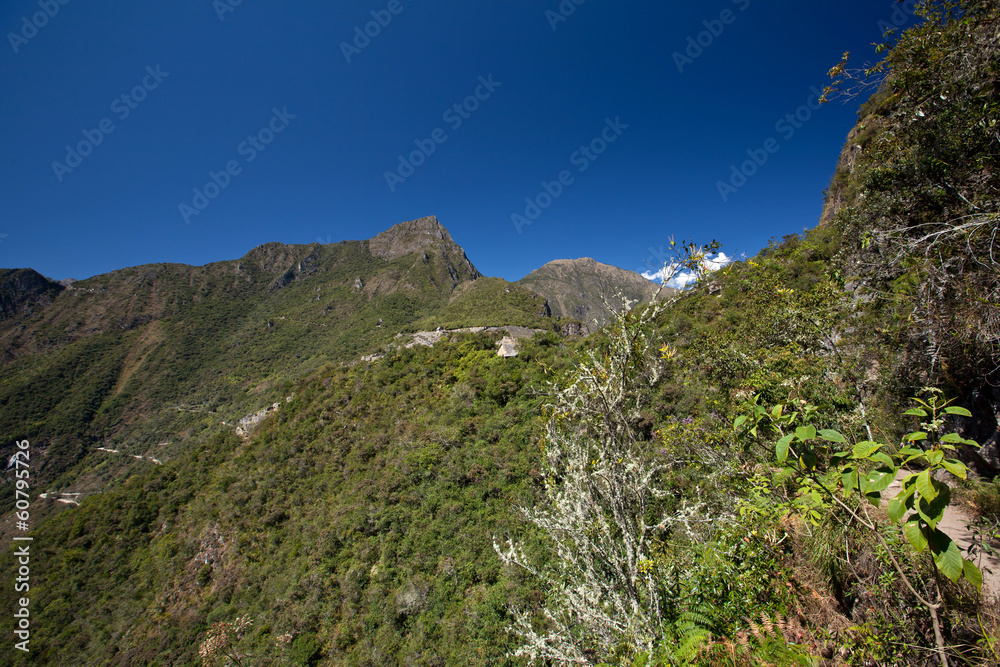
414;277;555;331
1;2;998;665
1;331;578;665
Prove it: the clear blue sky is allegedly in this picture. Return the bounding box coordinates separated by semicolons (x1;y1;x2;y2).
0;1;920;282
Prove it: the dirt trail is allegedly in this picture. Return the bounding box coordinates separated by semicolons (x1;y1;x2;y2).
884;470;1000;599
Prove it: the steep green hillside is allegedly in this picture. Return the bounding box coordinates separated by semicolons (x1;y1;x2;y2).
1;331;576;665
819;0;1000;473
415;277;556;332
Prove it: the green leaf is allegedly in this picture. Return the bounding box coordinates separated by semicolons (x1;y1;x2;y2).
818;429;847;443
930;532;963;582
864;468;895;494
941;434;980;448
904;520;928;552
776;434;794;463
916;470;937;502
887;496;906;523
963;559;983;592
894;483;916;508
795;425;816;441
917;485;950;528
904;407;928;417
841;468;858;493
770;405;783;420
733;415;747;430
799;450;818;471
870;452;895;467
852;441;882;459
904;431;928;442
940;458;967;480
943;406;972;417
925;449;944;466
899;446;923;457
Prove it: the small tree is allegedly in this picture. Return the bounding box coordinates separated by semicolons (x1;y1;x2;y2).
736;389;983;667
494;244;718;664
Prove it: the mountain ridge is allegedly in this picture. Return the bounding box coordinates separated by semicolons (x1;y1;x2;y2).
0;215;653;507
517;256;670;329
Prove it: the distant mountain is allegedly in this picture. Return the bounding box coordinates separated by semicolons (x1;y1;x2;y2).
0;268;64;321
517;257;671;330
0;215;540;488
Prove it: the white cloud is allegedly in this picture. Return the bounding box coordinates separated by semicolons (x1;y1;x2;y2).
642;252;732;289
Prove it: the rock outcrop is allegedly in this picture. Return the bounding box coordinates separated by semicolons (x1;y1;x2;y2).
0;268;64;321
368;216;481;280
497;336;519;357
517;257;669;329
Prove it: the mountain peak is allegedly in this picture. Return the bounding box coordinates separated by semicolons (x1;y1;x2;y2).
0;268;64;321
368;215;451;259
517;257;666;328
368;216;480;279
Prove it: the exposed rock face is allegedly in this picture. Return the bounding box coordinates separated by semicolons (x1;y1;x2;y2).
556;320;589;337
368;216;480;280
961;387;1000;477
0;269;64;321
517;257;670;329
235;394;294;438
253;245;322;292
391;325;546;352
819;127;865;227
497;336;519;358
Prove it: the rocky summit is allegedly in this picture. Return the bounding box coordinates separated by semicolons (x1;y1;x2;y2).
517;256;669;330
